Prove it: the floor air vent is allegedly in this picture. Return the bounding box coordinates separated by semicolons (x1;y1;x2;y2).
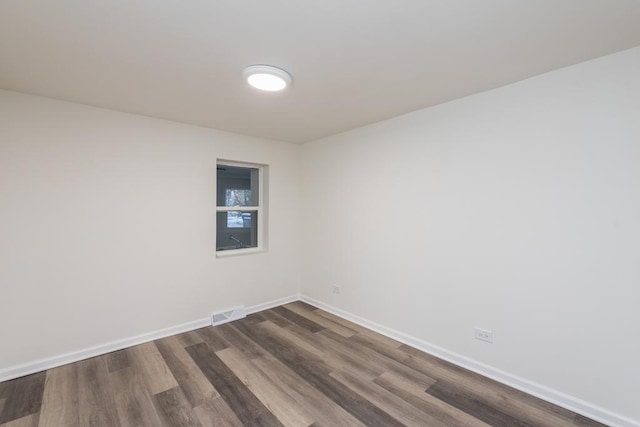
211;306;246;326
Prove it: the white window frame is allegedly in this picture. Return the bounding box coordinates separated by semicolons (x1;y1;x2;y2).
216;159;266;257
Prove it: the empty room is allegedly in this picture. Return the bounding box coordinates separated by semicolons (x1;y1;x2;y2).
1;1;639;426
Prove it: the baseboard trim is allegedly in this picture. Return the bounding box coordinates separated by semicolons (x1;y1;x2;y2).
300;295;639;427
0;294;300;383
0;317;211;383
247;294;301;315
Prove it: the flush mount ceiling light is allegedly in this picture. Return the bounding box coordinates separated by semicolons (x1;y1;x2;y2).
243;65;292;92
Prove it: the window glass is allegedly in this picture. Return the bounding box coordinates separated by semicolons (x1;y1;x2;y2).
216;211;258;250
216;166;258;207
216;162;263;253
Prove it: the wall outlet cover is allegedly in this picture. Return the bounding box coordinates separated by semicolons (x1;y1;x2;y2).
474;328;494;343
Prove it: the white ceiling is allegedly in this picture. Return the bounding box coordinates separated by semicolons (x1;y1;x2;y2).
1;1;640;144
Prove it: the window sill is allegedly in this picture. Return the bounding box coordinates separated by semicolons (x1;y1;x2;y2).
216;247;264;258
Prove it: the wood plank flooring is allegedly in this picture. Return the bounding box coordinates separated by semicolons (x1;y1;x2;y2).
0;302;608;426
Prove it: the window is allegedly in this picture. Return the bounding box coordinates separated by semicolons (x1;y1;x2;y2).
216;161;265;254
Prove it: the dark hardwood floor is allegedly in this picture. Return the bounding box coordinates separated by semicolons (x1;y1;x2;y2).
0;302;608;426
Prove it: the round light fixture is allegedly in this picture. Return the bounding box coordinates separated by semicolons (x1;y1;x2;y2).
243;65;292;92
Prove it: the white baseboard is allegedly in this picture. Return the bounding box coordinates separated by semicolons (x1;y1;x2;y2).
0;294;300;383
0;317;211;383
300;295;639;427
247;294;301;315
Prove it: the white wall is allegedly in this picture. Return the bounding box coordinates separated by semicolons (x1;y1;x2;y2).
1;47;638;425
301;47;640;423
0;90;301;371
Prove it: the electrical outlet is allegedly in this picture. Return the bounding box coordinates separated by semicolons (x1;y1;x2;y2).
474;328;493;343
331;285;341;294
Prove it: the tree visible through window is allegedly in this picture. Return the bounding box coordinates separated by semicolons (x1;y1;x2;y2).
225;189;252;207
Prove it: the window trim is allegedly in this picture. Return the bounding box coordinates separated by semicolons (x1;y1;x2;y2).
216;159;266;257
